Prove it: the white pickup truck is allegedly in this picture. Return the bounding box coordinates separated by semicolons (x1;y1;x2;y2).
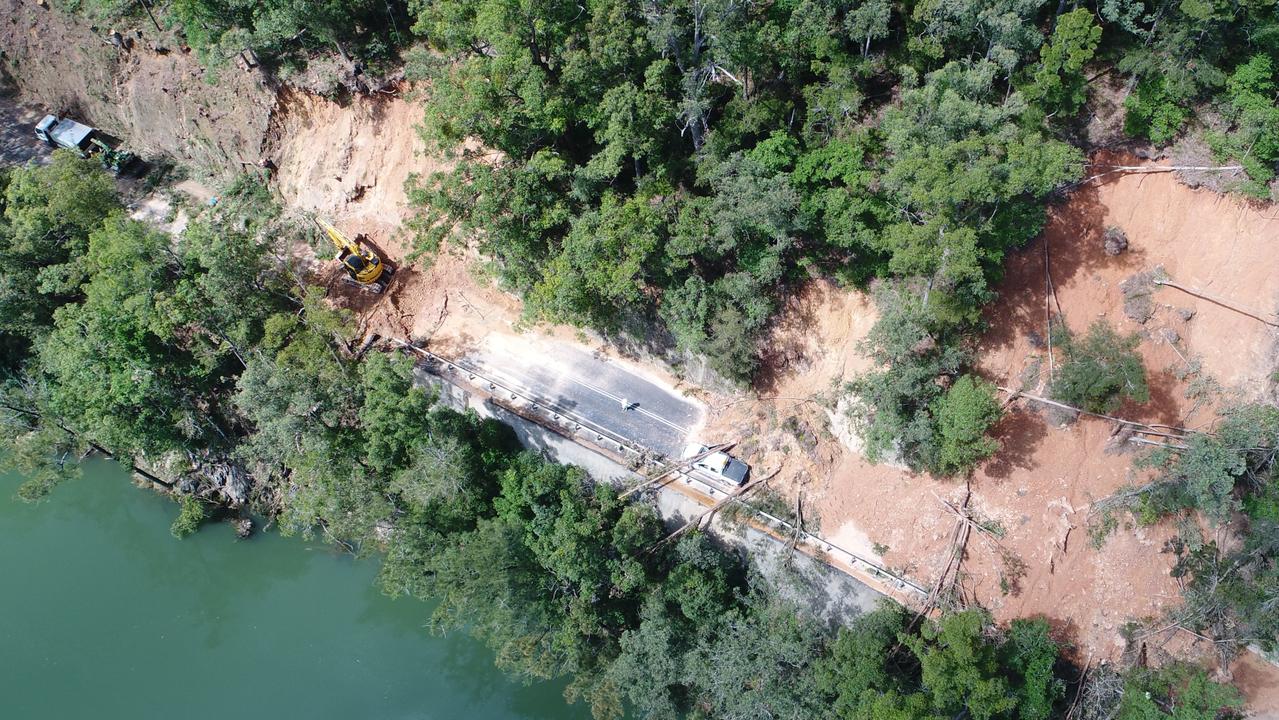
682;443;750;486
34;114;96;154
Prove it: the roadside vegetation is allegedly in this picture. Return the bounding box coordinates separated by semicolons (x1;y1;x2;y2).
0;154;1251;720
398;0;1278;482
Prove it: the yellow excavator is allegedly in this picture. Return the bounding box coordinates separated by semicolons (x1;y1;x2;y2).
315;218;393;294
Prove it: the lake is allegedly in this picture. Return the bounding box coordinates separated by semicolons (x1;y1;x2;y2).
0;459;590;720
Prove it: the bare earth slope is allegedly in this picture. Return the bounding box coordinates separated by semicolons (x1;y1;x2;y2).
707;155;1279;671
266;92;1278;677
1;0;273;174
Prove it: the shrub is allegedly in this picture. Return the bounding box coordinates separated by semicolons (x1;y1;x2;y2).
1051;321;1149;413
170;494;207;539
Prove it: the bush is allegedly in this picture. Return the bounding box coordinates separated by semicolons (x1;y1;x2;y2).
1051;321;1149;413
170;494;207;539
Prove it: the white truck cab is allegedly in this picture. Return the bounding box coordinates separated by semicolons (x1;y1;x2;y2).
682;443;750;486
34;115;96;155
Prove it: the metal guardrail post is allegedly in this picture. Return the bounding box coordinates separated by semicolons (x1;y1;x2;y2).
400;338;929;601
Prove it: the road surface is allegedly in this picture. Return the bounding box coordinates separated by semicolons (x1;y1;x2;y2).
453;334;704;459
0;94;51;167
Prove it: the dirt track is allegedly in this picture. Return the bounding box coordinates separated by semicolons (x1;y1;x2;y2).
0;93;50;166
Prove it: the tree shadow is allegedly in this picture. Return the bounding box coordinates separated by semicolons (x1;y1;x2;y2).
1121;367;1184;427
981;179;1147;356
1042;615;1086;663
754;281;828;396
981;409;1048;481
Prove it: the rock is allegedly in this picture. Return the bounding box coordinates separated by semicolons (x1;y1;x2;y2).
1120;270;1156;324
1178;307;1196;321
1103;226;1128;256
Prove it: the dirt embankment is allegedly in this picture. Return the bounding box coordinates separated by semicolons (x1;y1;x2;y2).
705;156;1279;669
0;0;274;174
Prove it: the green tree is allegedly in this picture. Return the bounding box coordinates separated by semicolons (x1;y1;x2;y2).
683;590;829;720
847;283;969;472
1001;618;1064;720
1209;54;1279;198
0;152;119;362
1051;321;1149;413
816;603;915;717
905;610;1016;720
1023;9;1104;119
933;375;1004;476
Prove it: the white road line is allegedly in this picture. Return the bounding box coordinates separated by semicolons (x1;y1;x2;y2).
563;374;691;434
461;351;692;438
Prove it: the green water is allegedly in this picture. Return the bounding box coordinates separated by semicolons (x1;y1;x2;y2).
0;459;590;720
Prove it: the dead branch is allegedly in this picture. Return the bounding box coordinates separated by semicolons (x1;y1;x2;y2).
1088;480;1163;515
1044;237;1056;384
923;483;973;613
996;387;1197;436
934;493;1005;548
785;491;805;555
619;442;736;499
1064;653;1093;720
1153;279;1279;328
714;395;820;411
1128;436;1191;451
1077;165;1243;187
647;469;777;554
455;291;485;320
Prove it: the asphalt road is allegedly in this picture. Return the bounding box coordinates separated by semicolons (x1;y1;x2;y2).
457;335;703;458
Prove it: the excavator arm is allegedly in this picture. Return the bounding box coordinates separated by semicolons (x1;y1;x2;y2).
314;217;390;290
316;217;361;257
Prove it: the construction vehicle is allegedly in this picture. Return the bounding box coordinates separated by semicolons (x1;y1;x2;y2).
34;114;138;176
315;218;393;293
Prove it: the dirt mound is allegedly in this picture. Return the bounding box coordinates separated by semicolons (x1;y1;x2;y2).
0;0;274;175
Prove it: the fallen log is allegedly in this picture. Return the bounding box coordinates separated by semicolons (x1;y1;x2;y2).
1153;279;1279;328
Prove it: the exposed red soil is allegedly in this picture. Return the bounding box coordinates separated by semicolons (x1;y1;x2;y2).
705;153;1279;669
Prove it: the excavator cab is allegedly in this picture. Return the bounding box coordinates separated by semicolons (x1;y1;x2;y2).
315;218;393;293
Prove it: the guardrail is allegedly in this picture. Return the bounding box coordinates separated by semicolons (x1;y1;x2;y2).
394;338;928;602
396;340;644;457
